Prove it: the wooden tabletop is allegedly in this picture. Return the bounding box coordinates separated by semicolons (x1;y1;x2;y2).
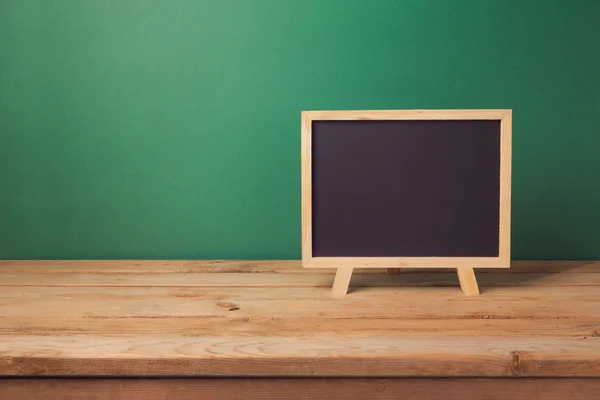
0;260;599;378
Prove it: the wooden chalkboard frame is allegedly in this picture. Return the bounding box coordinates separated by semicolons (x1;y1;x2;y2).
301;110;512;295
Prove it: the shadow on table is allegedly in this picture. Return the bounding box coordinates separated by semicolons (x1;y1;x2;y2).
343;261;598;295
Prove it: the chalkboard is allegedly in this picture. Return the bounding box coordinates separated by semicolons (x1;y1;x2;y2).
301;110;511;271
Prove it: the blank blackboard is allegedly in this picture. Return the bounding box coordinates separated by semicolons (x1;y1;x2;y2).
313;119;500;257
301;110;512;269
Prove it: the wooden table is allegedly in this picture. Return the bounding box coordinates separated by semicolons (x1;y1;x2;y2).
1;260;599;399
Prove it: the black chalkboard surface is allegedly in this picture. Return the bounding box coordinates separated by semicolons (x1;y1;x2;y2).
312;119;500;258
301;110;512;296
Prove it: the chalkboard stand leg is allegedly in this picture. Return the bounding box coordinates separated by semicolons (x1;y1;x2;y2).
457;268;480;295
332;268;353;298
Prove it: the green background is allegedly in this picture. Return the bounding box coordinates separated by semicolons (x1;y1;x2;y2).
1;0;599;260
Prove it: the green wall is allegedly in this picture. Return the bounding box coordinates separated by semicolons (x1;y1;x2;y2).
1;0;599;260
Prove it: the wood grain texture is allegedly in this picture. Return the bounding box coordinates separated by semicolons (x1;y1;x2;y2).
499;109;512;264
457;267;480;295
331;267;353;297
1;336;600;377
2;286;600;319
305;256;507;269
3;316;598;338
1;260;597;273
2;378;600;400
301;111;312;266
3;269;600;286
303;109;511;120
0;260;599;377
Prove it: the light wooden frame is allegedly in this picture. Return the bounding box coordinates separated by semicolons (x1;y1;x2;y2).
301;110;512;296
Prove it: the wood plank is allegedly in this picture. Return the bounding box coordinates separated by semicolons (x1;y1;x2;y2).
2;316;599;338
331;267;353;297
301;111;313;265
304;109;511;120
1;335;599;377
2;378;600;400
1;270;600;287
1;286;600;319
1;285;600;318
1;260;597;274
457;267;480;295
499;109;512;264
1;260;599;379
306;256;507;269
0;260;307;274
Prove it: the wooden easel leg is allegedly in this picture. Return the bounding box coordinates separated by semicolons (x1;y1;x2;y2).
386;268;402;274
332;267;353;298
456;267;480;295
